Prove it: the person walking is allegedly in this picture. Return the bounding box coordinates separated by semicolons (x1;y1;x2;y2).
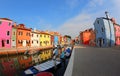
52;47;59;69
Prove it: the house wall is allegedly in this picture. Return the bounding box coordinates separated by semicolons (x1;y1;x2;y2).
94;17;115;47
12;27;16;47
16;27;31;48
94;18;106;47
31;32;40;47
114;24;120;45
0;19;12;48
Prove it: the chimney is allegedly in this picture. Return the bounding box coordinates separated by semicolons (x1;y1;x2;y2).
105;11;110;19
111;18;116;24
13;22;17;27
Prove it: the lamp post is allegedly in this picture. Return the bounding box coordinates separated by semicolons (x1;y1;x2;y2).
105;11;111;47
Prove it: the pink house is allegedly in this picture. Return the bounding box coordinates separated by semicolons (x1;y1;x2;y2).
0;18;13;48
111;18;120;45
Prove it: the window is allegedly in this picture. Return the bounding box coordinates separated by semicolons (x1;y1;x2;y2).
18;32;20;35
103;39;104;44
48;35;49;38
8;22;11;26
7;31;10;36
21;32;23;35
37;41;38;44
101;27;104;32
32;41;33;44
40;35;42;37
40;42;42;46
18;31;23;35
13;32;15;35
97;20;99;24
44;35;46;38
0;21;2;25
7;40;9;44
37;35;38;37
32;34;33;37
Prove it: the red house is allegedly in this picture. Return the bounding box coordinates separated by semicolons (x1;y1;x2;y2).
80;28;96;46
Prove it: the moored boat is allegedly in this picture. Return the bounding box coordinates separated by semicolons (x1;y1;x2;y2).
24;60;61;76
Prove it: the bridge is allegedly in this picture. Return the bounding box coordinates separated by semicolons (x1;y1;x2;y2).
64;45;120;76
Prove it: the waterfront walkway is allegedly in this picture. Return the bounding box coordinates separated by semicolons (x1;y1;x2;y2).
0;46;53;56
64;45;120;76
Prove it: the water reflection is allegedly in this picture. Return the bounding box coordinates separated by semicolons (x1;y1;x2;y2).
0;49;53;76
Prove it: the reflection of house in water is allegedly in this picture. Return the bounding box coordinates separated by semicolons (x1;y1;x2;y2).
31;52;41;65
18;56;32;69
39;50;52;62
0;58;17;76
94;17;115;47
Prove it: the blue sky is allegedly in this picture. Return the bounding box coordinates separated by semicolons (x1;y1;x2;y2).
0;0;120;38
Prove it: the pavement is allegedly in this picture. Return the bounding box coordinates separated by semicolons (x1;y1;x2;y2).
64;45;120;76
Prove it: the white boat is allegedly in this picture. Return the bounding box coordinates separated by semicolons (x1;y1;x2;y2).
24;60;61;75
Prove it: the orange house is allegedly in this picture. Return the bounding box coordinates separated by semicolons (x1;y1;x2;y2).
80;28;96;46
16;24;31;48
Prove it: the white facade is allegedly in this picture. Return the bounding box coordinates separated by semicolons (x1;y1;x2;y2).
31;31;40;47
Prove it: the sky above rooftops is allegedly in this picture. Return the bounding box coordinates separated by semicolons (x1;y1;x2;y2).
0;0;120;38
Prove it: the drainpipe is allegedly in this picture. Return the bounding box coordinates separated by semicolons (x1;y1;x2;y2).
105;11;111;47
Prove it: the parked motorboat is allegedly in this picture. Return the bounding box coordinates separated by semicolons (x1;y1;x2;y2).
24;60;61;75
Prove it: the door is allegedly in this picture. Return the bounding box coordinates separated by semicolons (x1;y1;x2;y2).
2;40;5;47
12;40;16;47
98;38;103;47
23;40;26;47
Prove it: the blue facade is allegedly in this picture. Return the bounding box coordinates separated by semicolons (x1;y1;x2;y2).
94;17;115;47
54;35;59;46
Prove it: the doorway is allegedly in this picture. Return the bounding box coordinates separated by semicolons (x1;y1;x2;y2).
2;40;5;47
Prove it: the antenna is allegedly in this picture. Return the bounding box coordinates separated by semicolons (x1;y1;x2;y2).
105;11;109;19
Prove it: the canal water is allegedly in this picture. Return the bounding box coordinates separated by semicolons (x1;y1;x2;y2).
0;49;56;76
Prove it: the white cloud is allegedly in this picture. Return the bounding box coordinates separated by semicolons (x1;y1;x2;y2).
89;0;104;7
58;0;120;38
57;13;94;38
65;0;80;9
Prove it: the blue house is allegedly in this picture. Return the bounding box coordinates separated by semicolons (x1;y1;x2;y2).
54;35;59;46
94;17;115;47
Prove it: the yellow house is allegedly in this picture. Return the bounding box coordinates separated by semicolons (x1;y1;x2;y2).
39;49;52;62
39;31;51;47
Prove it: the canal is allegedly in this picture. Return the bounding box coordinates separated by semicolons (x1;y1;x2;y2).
0;48;56;76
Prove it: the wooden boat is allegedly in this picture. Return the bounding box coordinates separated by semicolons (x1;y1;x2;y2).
24;60;61;75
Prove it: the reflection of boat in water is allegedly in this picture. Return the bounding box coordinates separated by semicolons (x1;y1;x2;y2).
24;60;61;76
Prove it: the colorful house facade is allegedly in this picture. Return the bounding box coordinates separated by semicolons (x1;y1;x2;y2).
39;31;51;47
11;23;17;48
94;17;115;47
0;18;13;48
16;24;31;48
111;18;120;45
31;29;40;47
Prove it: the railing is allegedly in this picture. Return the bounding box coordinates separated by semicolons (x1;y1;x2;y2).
64;48;75;76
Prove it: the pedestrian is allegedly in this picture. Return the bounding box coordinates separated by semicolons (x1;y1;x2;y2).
65;47;71;59
60;50;66;67
52;47;59;69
